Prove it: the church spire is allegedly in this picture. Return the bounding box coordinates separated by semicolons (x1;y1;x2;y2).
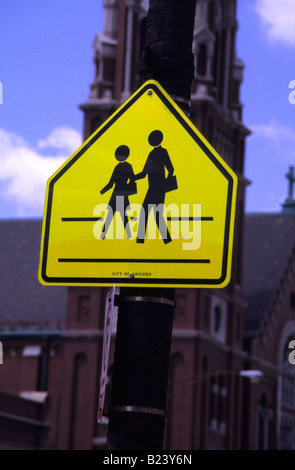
281;165;295;216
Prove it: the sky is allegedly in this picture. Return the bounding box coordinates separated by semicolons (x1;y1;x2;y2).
0;0;295;219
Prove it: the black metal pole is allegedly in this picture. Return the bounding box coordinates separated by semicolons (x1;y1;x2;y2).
106;0;197;451
138;0;196;110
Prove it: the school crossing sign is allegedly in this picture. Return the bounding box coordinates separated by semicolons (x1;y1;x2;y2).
38;80;237;288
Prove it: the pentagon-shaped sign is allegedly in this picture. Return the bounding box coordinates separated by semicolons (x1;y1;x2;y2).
39;80;237;288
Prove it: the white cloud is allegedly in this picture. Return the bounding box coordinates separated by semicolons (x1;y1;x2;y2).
254;0;295;47
37;126;82;154
0;127;81;217
250;119;295;163
251;119;295;144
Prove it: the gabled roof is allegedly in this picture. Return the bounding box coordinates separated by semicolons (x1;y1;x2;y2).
242;213;295;338
0;219;67;331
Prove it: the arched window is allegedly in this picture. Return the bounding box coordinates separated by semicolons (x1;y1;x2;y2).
197;43;207;77
282;337;295;408
210;295;227;343
165;352;184;449
69;353;88;449
207;0;215;31
257;394;268;450
277;326;295;449
208;372;227;434
216;375;225;431
199;356;208;448
213;305;222;333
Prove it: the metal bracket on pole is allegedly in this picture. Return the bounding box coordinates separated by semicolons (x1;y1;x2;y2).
118;295;175;308
107;404;167;418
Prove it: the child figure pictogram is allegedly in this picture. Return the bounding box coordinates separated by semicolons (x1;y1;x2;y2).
100;145;136;239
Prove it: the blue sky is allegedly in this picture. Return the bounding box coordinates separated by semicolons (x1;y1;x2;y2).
0;0;295;218
237;0;295;213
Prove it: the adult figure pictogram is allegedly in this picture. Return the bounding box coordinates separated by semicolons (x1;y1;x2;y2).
100;145;136;239
135;130;176;244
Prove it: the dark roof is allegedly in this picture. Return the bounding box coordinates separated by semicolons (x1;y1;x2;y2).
0;219;67;331
242;213;295;338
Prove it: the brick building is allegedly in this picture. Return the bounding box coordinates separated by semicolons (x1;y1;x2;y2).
2;0;293;450
242;205;295;450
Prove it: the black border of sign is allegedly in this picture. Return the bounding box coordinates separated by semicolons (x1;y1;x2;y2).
41;82;235;286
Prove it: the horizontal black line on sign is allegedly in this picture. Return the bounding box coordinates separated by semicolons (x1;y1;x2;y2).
167;217;213;221
130;217;214;222
58;258;211;264
61;217;104;222
61;216;214;222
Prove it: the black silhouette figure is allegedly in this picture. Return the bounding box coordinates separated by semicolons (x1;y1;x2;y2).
135;130;175;244
100;145;136;239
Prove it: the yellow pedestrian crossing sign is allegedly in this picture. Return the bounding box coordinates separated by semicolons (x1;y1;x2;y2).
39;80;237;288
